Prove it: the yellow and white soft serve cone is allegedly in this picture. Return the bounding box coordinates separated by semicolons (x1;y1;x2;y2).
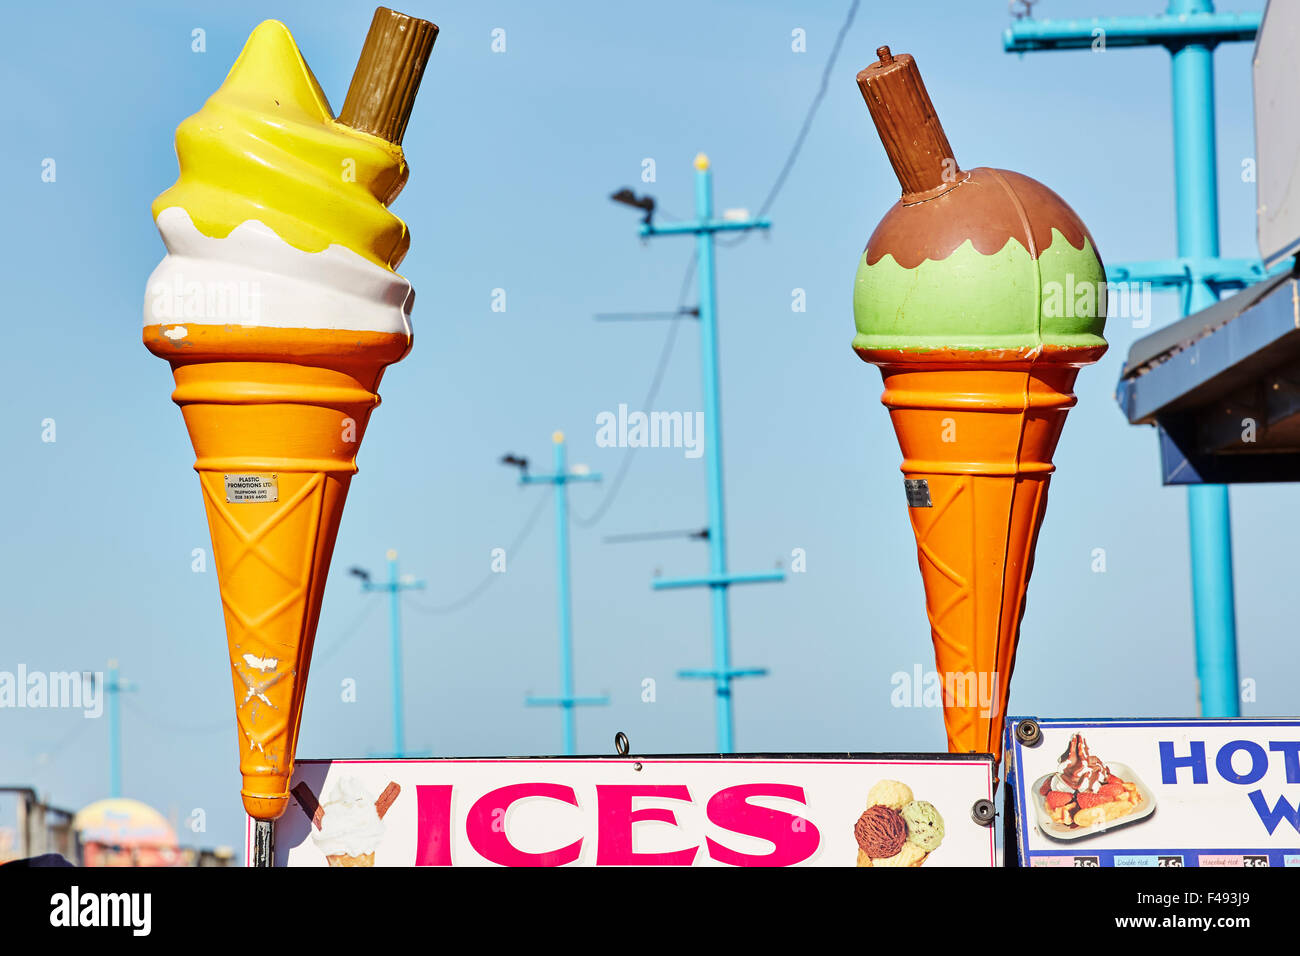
143;13;435;820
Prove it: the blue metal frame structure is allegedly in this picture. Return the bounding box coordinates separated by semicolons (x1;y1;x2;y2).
1004;0;1261;717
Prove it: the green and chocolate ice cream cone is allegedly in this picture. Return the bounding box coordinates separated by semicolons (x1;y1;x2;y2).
852;46;1107;762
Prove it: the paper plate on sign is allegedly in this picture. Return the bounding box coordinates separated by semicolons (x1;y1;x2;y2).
1030;762;1157;841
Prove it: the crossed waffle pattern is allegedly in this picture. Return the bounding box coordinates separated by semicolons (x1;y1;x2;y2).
908;474;1047;754
200;472;327;774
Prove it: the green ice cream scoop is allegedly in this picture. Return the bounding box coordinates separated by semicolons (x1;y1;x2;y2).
900;800;944;851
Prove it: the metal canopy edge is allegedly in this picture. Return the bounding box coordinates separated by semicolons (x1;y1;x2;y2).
1118;270;1300;425
1121;268;1294;381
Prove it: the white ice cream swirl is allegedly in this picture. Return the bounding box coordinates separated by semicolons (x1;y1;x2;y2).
1051;733;1110;794
144;207;414;336
310;776;386;858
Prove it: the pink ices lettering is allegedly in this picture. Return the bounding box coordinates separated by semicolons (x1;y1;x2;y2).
595;785;699;866
414;784;453;866
705;783;821;866
465;783;583;866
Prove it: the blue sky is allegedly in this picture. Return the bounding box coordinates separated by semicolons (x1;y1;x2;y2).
3;0;1294;859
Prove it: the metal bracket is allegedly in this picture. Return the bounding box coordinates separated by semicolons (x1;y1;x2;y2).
677;667;768;681
252;819;274;868
652;570;784;590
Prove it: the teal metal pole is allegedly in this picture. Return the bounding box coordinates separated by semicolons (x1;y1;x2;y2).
553;434;577;756
1170;0;1239;717
694;155;737;753
108;660;122;798
630;155;780;753
520;434;606;754
356;553;424;757
385;550;406;755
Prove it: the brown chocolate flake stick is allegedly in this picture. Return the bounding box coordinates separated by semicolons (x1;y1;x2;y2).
338;7;438;146
855;44;1094;267
857;45;963;203
291;782;324;830
375;781;401;819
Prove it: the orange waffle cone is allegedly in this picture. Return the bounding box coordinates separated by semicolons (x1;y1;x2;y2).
851;46;1108;766
146;324;409;819
862;347;1104;763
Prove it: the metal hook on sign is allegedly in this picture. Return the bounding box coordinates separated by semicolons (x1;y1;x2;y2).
614;731;642;771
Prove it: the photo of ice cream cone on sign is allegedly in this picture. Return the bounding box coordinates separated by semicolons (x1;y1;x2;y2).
852;48;1107;762
853;779;945;867
1031;733;1154;839
293;778;400;866
142;8;437;823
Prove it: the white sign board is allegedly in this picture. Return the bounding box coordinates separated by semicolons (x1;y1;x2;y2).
249;755;996;867
1254;0;1300;265
1008;718;1300;867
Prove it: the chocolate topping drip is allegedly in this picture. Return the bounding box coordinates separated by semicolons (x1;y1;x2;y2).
857;46;960;201
855;46;1097;270
1058;733;1110;791
862;167;1097;268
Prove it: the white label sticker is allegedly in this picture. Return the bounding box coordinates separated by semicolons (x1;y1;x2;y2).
224;474;278;503
904;478;932;508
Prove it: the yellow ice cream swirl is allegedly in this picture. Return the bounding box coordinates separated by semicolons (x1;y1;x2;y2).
152;20;410;271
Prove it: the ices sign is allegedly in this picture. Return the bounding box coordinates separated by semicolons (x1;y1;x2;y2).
260;755;998;867
412;782;819;867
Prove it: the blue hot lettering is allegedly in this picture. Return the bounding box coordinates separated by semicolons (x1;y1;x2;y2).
1248;790;1300;836
1159;740;1208;784
1268;741;1300;784
1216;740;1268;785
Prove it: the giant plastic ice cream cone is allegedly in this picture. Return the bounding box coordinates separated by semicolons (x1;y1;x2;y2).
852;48;1107;762
143;10;436;820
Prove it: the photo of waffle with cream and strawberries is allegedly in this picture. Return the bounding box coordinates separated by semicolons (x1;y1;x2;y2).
1033;733;1151;836
853;779;945;867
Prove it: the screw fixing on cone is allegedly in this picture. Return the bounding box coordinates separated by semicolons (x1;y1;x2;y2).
1015;718;1042;747
970;798;996;827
